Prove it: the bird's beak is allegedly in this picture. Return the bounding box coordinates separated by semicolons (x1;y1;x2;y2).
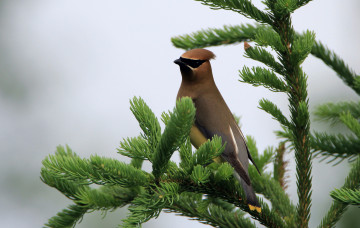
174;58;192;73
174;58;192;72
174;58;187;68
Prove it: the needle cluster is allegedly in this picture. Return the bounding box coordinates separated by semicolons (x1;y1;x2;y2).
42;97;280;227
171;0;359;227
41;0;360;227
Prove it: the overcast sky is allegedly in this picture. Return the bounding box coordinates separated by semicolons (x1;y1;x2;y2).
0;0;359;227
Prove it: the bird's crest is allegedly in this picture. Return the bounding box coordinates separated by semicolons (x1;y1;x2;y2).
181;48;216;61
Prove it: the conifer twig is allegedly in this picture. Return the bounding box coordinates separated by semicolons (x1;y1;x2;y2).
311;132;360;164
295;0;314;11
42;1;359;227
180;179;287;228
314;101;360;125
165;192;256;228
194;0;272;24
258;99;291;128
318;157;360;228
44;204;89;228
330;188;360;206
171;24;263;50
239;66;288;92
311;40;360;95
152;97;196;179
274;143;289;191
266;12;313;228
339;111;360;138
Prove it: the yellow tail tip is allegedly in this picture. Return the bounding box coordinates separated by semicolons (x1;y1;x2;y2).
248;205;261;213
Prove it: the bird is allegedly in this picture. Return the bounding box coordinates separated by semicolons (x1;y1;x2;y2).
174;48;261;213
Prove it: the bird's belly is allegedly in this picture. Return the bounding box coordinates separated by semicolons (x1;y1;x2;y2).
189;125;208;149
189;125;223;163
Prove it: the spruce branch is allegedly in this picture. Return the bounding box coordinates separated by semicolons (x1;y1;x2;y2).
165;192;256;228
318;157;360;228
354;77;360;91
279;128;360;164
295;0;314;9
258;147;275;172
311;40;360;95
254;26;286;51
271;0;298;17
291;30;316;65
43;161;137;227
42;146;149;188
339;111;360;138
259;98;291;127
181;176;286;228
250;169;296;226
310;101;360;165
275;127;294;146
118;136;151;161
245;137;295;225
330;188;360;206
273;142;289;191
314;101;360;125
122;193;164;226
194;0;273;24
244;45;285;75
239;66;288;92
171;24;262;50
130;97;161;151
90;155;150;187
265;0;313;18
170;23;283;51
160;111;171;125
44;204;89;228
311;132;360;164
130;158;144;169
152;97;196;179
41;164;90;200
290;97;312;228
268;6;313;227
75;187;132;210
122;182;181;227
42;0;360;226
207;196;236;212
179;136;193;171
160;153;285;227
188;135;225;172
42;147;139;227
190;165;212;184
214;163;234;181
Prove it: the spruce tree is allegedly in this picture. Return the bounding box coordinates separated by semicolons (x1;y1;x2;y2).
41;1;359;227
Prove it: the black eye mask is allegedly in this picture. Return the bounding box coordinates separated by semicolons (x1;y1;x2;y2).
180;57;206;68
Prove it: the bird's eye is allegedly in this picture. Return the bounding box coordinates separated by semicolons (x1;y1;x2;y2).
180;57;206;68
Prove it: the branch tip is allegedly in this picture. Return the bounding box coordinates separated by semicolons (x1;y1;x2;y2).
244;41;251;51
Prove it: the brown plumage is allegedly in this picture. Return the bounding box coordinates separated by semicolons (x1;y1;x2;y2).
181;48;216;60
174;48;261;212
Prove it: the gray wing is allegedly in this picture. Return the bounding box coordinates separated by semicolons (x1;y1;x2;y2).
233;124;261;175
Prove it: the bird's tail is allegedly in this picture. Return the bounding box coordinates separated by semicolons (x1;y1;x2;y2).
235;174;261;213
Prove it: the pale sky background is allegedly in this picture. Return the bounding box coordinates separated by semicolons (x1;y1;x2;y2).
0;0;359;227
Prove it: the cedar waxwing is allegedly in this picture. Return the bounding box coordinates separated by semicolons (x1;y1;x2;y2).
174;48;261;213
